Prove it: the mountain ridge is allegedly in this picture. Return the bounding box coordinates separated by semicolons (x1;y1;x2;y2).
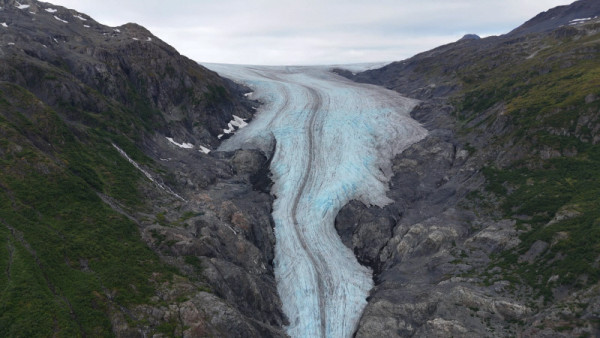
1;0;599;336
509;0;600;37
337;0;600;336
0;0;286;336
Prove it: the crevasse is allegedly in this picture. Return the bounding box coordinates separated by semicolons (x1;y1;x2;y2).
204;64;427;338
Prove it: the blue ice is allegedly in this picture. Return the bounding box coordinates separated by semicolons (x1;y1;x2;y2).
203;64;427;338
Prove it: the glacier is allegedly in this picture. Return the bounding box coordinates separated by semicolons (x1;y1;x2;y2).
204;64;427;338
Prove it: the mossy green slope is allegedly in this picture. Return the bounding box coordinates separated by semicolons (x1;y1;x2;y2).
0;82;179;336
455;24;600;301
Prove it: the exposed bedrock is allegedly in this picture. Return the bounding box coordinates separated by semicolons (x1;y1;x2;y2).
334;101;521;337
133;138;288;337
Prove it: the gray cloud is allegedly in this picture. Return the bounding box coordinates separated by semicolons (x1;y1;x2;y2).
44;0;574;65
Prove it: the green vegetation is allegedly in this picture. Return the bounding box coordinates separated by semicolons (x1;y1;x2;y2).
203;84;229;106
184;255;204;273
454;28;600;300
0;82;176;335
483;151;600;300
155;319;179;337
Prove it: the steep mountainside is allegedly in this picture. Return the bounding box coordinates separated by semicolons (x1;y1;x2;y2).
0;0;284;336
508;0;600;37
337;0;600;336
2;0;600;337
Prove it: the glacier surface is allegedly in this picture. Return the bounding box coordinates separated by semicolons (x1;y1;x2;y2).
204;64;427;337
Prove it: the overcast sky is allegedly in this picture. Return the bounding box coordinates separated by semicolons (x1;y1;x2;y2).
43;0;574;65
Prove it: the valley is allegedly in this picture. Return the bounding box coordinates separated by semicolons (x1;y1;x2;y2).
1;0;599;336
205;64;426;337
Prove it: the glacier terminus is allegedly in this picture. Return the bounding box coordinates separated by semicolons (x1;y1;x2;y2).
204;64;427;338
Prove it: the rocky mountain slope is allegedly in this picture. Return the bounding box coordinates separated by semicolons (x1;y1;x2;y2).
336;0;600;336
0;0;284;336
2;0;599;337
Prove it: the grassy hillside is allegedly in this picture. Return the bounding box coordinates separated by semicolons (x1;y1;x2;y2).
0;1;264;334
455;24;600;304
0;82;182;335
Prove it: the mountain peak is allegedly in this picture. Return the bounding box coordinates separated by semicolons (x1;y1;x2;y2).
509;0;600;37
458;34;481;41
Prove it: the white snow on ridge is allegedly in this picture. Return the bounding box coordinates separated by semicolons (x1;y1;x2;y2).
166;137;194;149
223;122;235;134
222;115;248;134
54;16;68;23
166;137;210;154
198;145;211;154
1;23;7;28
570;17;591;22
74;14;87;21
231;115;248;128
45;8;57;13
569;17;593;25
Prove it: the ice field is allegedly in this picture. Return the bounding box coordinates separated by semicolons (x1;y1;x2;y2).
204;64;427;337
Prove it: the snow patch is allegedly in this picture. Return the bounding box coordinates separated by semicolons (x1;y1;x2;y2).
217;134;224;139
45;8;57;13
166;137;194;149
74;14;87;21
132;37;139;41
570;17;591;22
1;22;7;28
222;115;248;134
113;28;120;33
244;92;253;97
54;16;68;23
223;123;235;134
199;145;211;154
15;3;30;10
83;25;90;28
147;37;152;41
7;42;15;45
231;115;248;128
